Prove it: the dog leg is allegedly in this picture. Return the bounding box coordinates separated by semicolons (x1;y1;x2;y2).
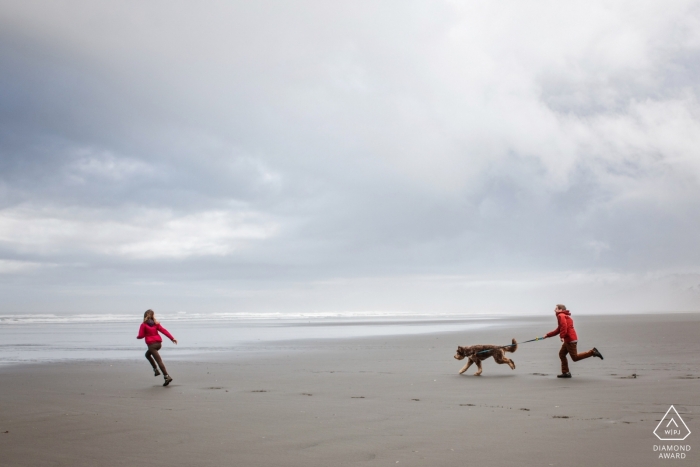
473;359;482;376
459;359;473;374
494;351;516;370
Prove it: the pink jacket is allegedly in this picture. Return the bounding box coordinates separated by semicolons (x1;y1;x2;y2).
137;322;174;345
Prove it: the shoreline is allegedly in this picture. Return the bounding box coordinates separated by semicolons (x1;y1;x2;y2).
0;314;537;367
2;312;696;367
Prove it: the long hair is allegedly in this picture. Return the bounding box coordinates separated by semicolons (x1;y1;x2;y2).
143;309;159;325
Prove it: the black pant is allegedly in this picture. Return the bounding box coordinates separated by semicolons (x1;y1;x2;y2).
145;342;168;375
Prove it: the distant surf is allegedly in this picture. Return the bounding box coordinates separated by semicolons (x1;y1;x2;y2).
0;311;506;325
0;312;513;365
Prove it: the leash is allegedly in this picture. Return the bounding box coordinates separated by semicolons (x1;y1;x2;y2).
474;336;547;355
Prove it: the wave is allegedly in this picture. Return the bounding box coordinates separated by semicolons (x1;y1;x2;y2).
0;310;504;325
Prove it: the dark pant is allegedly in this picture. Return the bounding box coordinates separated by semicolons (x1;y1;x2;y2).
145;342;168;376
559;342;594;373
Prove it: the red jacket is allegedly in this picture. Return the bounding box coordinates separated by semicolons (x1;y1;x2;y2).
137;322;174;345
546;310;579;343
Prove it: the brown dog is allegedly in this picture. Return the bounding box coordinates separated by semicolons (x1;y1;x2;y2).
454;339;518;376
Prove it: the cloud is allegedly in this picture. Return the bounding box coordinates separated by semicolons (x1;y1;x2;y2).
70;150;155;182
0;259;47;274
0;204;279;259
0;0;699;313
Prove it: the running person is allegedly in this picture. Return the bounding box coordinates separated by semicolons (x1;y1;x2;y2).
137;309;177;386
541;304;603;378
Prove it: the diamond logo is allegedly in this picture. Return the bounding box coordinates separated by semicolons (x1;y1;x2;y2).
654;405;691;441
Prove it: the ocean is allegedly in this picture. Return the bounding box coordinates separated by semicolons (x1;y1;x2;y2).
0;312;511;365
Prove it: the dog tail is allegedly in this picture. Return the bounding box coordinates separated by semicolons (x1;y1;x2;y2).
505;338;518;352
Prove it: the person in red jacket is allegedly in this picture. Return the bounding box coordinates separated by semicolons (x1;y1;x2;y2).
137;309;177;386
542;304;603;378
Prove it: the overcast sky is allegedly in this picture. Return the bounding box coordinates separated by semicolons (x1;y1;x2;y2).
1;0;700;315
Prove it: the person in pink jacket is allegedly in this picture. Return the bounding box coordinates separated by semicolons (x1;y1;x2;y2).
542;304;603;378
137;309;177;386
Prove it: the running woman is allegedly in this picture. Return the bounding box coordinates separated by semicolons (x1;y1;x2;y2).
541;304;603;378
137;309;177;386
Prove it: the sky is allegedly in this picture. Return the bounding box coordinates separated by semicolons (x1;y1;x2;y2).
1;0;700;315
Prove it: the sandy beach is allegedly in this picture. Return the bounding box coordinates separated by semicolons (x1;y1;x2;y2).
0;313;698;466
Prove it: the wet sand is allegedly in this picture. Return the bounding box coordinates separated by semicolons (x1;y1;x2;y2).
0;313;698;466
